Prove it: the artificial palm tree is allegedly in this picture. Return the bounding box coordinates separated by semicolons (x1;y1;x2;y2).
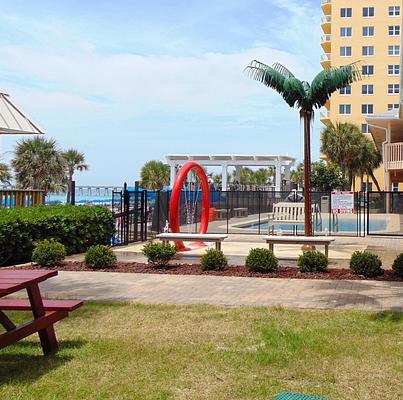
140;160;170;190
61;149;89;204
0;159;12;185
246;61;361;235
11;136;66;192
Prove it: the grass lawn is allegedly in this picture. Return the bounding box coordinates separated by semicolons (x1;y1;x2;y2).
0;303;402;400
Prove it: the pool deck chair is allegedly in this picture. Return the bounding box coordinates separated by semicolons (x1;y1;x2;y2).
273;392;328;400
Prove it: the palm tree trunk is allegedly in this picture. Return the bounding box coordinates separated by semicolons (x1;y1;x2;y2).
348;171;354;191
67;173;73;204
370;171;382;192
301;109;313;237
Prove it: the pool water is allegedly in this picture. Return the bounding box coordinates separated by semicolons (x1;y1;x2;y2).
241;218;387;233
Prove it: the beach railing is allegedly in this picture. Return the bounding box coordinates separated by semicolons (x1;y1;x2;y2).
0;189;46;209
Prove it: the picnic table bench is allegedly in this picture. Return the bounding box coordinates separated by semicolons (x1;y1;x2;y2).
0;270;82;355
156;233;228;250
264;235;335;257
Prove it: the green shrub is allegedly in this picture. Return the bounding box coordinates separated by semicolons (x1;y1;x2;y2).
245;248;278;272
142;241;176;267
84;245;117;269
392;253;403;277
201;248;227;271
349;251;383;277
0;205;114;267
31;240;66;267
298;250;328;273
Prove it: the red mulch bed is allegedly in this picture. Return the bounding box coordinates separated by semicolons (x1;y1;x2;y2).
10;261;403;282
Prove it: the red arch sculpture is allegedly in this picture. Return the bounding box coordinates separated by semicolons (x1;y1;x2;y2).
169;161;210;251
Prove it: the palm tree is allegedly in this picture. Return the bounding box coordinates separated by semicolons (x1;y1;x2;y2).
290;163;304;188
61;149;89;204
0;159;11;185
246;61;361;235
356;136;382;192
140;160;170;190
11;136;66;192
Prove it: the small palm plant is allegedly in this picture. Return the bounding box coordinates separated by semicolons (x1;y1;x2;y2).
246;61;361;235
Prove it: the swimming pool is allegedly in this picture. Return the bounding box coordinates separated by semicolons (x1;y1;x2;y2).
239;218;387;233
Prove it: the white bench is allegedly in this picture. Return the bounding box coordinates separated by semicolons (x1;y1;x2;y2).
156;233;228;250
267;202;320;234
264;235;335;257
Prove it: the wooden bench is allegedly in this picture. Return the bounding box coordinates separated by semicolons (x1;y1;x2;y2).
264;235;335;257
267;202;320;234
156;233;228;250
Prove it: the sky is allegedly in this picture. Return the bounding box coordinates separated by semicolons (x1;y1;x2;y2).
0;0;323;185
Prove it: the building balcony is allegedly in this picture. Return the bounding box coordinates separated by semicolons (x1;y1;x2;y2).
321;15;331;34
321;34;331;52
384;142;403;170
320;53;331;68
321;0;331;15
320;109;331;125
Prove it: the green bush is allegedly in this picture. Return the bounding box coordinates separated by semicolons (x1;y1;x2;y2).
31;240;66;267
298;250;328;273
0;205;114;267
201;248;227;271
142;241;176;267
245;248;278;272
84;245;117;269
392;253;403;277
349;251;383;277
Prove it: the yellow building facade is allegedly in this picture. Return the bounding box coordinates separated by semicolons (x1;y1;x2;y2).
320;0;402;191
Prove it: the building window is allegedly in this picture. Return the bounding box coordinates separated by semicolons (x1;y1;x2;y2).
388;84;400;94
362;84;374;95
388;64;400;75
388;104;399;110
392;182;399;192
388;45;400;55
361;123;370;133
339;104;351;114
362;26;374;36
363;7;375;17
362;104;374;114
389;6;400;16
340;85;351;95
362;46;374;56
340;27;352;37
362;65;374;75
388;25;400;36
341;8;352;17
340;46;352;56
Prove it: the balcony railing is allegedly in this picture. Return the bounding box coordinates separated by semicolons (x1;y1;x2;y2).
321;15;331;24
0;189;45;209
384;142;403;170
320;110;330;119
321;53;331;62
321;34;331;43
322;0;331;4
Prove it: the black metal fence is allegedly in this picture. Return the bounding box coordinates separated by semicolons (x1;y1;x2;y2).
149;190;365;237
111;184;148;245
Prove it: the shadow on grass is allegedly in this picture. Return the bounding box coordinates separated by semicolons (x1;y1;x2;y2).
0;339;85;385
370;311;403;323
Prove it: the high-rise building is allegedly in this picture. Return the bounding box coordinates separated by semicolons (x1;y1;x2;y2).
320;0;403;191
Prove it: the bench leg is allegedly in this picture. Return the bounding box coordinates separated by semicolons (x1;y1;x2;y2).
216;241;221;251
269;243;274;253
325;245;328;258
0;310;16;331
27;284;59;355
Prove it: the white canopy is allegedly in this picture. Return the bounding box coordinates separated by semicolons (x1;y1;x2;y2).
0;92;44;135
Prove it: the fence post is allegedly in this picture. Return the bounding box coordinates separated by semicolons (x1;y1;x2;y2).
123;182;129;245
134;181;139;242
71;181;76;206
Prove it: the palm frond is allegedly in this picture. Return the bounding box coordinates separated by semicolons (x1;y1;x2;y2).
245;60;305;107
309;62;361;109
271;62;295;79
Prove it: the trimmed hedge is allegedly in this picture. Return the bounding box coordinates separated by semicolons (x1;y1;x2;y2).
0;205;114;266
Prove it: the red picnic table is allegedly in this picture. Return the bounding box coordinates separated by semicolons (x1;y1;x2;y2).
0;270;82;355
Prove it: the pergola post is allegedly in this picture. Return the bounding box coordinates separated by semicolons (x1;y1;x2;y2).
169;161;177;188
274;161;282;192
221;163;228;191
284;165;291;191
235;166;241;183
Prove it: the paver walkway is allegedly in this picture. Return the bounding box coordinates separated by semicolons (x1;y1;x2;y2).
34;271;403;311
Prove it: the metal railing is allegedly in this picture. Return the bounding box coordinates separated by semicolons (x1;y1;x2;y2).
321;15;331;24
0;189;45;208
321;34;331;43
321;53;331;62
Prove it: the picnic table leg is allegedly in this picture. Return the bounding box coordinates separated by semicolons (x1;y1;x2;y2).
27;284;59;355
0;310;16;331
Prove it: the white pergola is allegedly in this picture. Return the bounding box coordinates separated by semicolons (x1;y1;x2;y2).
166;154;296;191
